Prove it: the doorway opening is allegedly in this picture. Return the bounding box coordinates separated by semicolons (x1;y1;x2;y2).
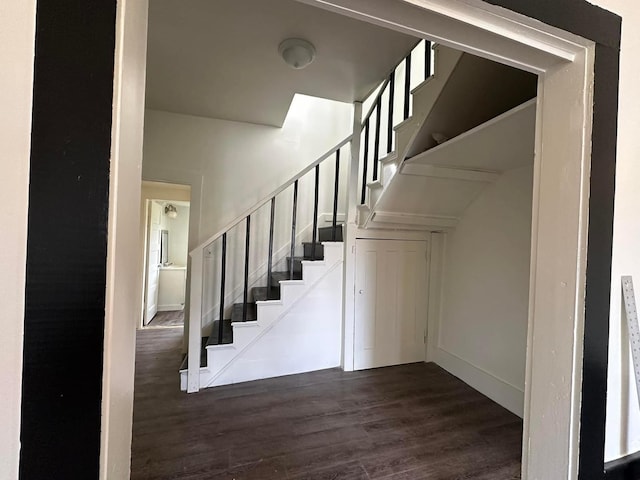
140;181;191;329
102;0;618;478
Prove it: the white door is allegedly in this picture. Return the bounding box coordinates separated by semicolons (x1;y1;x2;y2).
144;201;162;325
354;239;428;370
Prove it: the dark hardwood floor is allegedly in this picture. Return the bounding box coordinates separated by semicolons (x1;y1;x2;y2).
131;328;522;479
147;310;184;328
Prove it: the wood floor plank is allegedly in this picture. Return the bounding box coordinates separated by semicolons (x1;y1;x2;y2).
131;328;522;479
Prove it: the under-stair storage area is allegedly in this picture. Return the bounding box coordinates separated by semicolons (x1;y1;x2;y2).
350;41;537;417
428;165;534;417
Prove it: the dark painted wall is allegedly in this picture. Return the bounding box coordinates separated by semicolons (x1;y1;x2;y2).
20;1;117;478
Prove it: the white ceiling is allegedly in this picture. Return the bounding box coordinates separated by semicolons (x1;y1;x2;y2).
145;0;419;127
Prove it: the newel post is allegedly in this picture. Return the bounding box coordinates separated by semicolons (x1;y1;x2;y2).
187;247;204;393
341;102;363;371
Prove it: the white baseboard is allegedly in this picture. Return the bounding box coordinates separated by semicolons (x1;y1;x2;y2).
158;304;184;312
434;347;524;418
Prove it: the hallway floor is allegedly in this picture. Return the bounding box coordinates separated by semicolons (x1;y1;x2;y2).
131;328;522;479
146;310;184;328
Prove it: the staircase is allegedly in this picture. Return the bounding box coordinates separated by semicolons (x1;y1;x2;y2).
181;39;538;393
181;132;351;392
181;225;344;391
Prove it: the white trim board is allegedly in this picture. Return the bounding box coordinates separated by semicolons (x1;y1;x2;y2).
157;304;183;312
433;348;524;418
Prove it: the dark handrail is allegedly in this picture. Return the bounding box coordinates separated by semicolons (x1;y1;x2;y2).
332;149;340;241
311;165;319;260
289;180;298;280
218;232;226;340
425;42;432;78
361;120;370;204
266;198;275;295
373;96;382;181
387;72;395;154
404;53;412;120
242;215;250;321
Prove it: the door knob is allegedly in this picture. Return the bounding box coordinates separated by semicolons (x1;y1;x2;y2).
359;289;364;294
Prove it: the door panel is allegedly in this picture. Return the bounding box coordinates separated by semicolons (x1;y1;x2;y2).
144;201;161;325
354;239;428;370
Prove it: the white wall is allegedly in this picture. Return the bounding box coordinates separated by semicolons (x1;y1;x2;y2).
0;1;36;478
166;204;189;266
143;95;352;330
596;0;640;462
100;0;148;478
434;165;533;417
142;94;353;248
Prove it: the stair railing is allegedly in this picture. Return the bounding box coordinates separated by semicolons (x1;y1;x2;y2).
360;39;433;204
186;136;351;393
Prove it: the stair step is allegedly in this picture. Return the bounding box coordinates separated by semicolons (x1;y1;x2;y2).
318;225;343;242
252;285;281;302
231;302;257;322
302;242;324;259
271;270;303;284
180;337;208;369
286;255;325;270
207;319;233;346
286;256;303;274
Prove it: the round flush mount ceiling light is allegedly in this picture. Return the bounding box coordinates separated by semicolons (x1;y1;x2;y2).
278;38;316;70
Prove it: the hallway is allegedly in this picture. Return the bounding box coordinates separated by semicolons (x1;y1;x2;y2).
131;328;522;479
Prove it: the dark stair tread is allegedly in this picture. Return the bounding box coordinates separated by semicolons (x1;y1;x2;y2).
318;225;344;242
231;302;258;322
207;319;233;346
302;242;324;260
271;271;303;283
287;255;327;272
253;285;281;302
285;257;303;273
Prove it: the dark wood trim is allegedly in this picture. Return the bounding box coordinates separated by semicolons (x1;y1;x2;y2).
605;451;640;479
19;1;117;478
579;42;621;479
487;2;621;478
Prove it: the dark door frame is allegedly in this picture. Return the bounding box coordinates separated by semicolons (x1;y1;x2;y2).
19;0;620;478
484;3;621;477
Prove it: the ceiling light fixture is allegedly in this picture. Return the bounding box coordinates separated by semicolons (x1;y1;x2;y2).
165;204;178;219
278;38;316;70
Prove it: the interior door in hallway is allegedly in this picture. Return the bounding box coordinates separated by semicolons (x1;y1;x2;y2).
354;239;428;370
144;201;162;325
